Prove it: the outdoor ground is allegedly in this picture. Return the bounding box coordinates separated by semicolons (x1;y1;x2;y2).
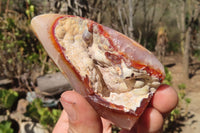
163;54;200;133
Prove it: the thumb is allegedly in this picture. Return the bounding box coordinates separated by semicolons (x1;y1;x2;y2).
60;91;103;133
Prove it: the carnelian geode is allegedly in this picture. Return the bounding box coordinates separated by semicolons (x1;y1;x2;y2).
31;14;165;130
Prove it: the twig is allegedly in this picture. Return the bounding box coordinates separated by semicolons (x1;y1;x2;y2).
128;0;134;39
118;8;126;35
5;0;9;14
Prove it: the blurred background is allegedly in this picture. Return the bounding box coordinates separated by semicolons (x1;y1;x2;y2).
0;0;200;132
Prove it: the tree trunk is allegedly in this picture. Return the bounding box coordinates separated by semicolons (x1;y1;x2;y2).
0;0;1;14
142;0;147;47
183;27;191;80
180;1;186;54
128;0;134;39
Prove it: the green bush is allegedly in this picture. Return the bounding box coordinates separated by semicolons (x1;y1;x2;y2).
178;83;186;90
0;12;57;89
163;67;172;85
0;89;18;109
26;98;61;128
178;83;186;99
0;121;14;133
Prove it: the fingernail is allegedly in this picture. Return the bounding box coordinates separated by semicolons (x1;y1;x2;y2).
60;97;77;121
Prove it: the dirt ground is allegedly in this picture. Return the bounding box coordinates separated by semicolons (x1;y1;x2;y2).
163;54;200;133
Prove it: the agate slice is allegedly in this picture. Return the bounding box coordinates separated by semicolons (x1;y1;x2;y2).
31;14;165;130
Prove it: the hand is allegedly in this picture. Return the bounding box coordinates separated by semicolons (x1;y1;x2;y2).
53;85;178;133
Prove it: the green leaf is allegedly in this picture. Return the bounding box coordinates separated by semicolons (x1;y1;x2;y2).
26;0;31;4
4;90;18;108
178;83;186;90
178;92;185;99
52;109;61;124
27;53;39;63
26;98;61;127
7;59;13;64
6;18;16;30
163;67;172;85
0;89;18;109
26;98;42;121
17;40;26;47
39;110;53;126
30;5;35;13
185;98;191;104
173;108;180;115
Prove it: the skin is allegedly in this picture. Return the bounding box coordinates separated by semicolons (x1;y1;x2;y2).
53;84;178;133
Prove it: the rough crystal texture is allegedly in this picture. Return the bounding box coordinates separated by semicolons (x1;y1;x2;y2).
54;17;160;112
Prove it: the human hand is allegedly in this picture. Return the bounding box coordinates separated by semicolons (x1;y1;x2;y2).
53;84;178;133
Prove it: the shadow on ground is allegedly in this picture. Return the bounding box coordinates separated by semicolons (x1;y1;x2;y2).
163;111;197;133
